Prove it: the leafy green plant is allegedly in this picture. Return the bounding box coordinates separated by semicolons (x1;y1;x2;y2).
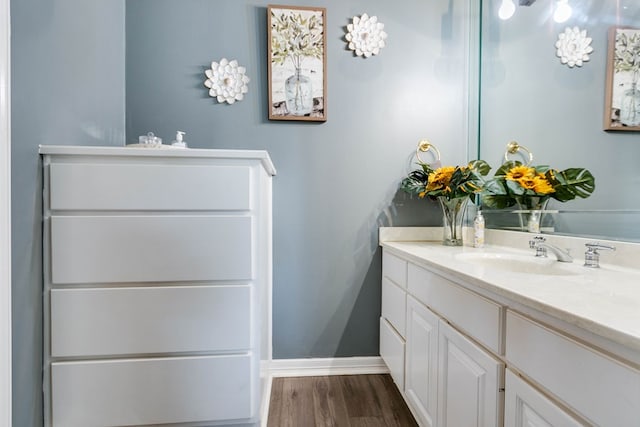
482;161;595;209
614;30;640;75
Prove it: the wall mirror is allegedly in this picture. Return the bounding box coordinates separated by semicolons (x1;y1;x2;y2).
478;0;640;242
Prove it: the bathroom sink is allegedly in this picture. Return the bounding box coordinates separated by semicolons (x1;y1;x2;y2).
455;252;583;276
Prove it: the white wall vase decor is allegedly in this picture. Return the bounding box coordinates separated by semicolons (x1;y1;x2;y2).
204;58;250;104
555;27;593;68
345;13;387;58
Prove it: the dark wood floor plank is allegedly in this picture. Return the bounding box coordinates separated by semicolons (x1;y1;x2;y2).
267;374;417;427
369;374;419;427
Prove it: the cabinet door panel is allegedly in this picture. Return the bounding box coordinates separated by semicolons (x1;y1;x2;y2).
504;369;582;427
405;296;439;427
380;317;406;390
438;320;504;427
51;354;255;427
51;285;251;357
50;215;253;284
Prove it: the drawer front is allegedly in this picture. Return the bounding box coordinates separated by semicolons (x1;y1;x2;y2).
383;250;407;289
506;310;640;426
382;277;406;337
380;317;405;391
49;162;252;211
51;354;255;427
50;215;253;284
408;263;503;354
51;285;251;357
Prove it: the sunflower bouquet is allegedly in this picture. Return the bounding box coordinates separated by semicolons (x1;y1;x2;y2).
401;160;491;202
482;161;595;210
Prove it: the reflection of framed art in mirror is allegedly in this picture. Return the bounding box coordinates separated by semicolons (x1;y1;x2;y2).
604;26;640;131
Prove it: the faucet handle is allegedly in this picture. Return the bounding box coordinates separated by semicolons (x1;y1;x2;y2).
584;242;616;268
529;235;547;257
529;235;546;249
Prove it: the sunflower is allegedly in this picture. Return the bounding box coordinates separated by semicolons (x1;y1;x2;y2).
505;165;534;181
425;166;455;193
532;176;555;194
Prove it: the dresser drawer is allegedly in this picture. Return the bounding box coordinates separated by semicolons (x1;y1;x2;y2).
506;310;640;426
408;263;503;354
48;162;252;211
51;354;255;427
50;215;253;284
51;285;251;357
383;250;407;289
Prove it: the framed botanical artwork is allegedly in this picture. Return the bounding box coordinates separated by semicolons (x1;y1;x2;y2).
604;26;640;131
267;5;327;122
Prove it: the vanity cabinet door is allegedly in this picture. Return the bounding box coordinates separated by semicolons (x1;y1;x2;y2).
437;320;504;427
405;295;439;427
504;369;582;427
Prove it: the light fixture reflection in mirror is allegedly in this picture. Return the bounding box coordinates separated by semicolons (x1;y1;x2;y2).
554;0;572;23
498;0;516;20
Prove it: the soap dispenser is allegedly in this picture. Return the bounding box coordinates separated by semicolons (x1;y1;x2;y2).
473;208;485;248
171;131;187;148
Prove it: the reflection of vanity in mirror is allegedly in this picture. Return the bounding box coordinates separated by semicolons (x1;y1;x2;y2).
477;0;640;242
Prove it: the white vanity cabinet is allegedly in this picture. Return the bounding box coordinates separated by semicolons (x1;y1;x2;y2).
381;238;640;427
40;146;275;427
381;248;505;427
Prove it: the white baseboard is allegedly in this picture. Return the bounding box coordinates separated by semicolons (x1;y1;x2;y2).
269;356;389;378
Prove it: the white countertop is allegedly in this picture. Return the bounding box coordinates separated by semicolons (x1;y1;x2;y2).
380;228;640;354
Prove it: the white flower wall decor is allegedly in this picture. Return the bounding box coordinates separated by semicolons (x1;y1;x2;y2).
555;27;594;68
345;13;387;58
204;58;250;104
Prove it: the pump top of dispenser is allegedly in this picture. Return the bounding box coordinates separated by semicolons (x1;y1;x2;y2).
172;131;187;148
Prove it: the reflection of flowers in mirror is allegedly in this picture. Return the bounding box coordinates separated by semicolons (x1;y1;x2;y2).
482;161;595;210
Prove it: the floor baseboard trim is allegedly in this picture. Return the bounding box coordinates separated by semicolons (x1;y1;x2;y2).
269;356;389;378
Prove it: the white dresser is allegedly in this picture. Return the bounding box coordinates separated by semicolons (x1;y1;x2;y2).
40;145;275;427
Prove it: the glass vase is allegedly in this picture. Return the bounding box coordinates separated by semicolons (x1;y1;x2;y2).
515;196;550;233
438;197;470;246
620;82;640;127
285;68;313;116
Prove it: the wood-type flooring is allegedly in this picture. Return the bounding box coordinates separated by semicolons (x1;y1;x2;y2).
267;374;418;427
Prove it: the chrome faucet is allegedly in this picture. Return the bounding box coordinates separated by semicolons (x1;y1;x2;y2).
529;236;573;263
584;242;615;268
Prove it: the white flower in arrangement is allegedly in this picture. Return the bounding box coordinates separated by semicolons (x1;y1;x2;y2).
555;27;593;68
345;13;388;58
204;58;250;104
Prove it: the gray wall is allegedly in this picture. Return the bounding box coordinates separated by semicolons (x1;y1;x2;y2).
11;0;470;425
126;0;472;359
11;1;125;425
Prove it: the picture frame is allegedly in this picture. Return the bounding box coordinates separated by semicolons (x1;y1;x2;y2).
604;26;640;131
267;5;327;122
